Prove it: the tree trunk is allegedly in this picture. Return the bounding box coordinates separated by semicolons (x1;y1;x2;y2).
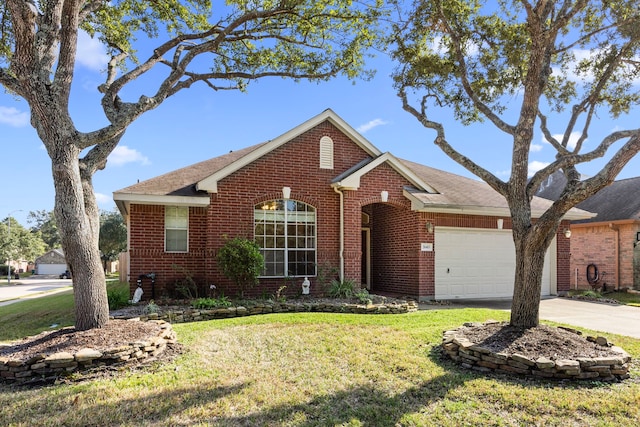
52;144;109;330
510;235;548;329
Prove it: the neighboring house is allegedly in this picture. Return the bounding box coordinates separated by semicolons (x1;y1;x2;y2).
538;173;640;291
35;248;67;275
114;109;592;301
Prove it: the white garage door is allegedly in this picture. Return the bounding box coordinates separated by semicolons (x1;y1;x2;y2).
37;264;67;275
434;227;554;300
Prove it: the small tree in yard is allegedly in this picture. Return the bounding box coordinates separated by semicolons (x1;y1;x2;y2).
217;237;264;298
392;0;640;328
1;0;382;330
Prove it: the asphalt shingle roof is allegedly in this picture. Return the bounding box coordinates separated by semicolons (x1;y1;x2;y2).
536;172;640;223
115;142;268;197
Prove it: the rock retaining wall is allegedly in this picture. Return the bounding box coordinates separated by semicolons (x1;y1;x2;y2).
442;322;631;381
111;300;419;323
0;320;176;385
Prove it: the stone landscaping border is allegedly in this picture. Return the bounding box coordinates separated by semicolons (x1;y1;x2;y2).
0;320;176;385
111;299;419;323
442;321;631;381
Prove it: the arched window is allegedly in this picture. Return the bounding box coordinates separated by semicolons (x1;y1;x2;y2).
254;199;316;277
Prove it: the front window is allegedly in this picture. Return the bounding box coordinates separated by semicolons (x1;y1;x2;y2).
165;206;188;252
254;199;316;277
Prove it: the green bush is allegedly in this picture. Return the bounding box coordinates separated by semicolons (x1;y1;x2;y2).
354;289;372;305
327;278;357;298
107;282;130;310
0;265;15;276
191;296;232;309
217;237;264;298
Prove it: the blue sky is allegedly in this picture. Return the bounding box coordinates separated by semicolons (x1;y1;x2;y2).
1;31;639;227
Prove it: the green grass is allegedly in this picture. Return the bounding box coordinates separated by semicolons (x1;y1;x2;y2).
0;282;130;342
568;289;640;307
1;294;639;426
606;291;640;307
0;290;75;342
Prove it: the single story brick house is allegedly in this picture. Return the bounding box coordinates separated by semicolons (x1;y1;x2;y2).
35;248;67;275
538;173;640;291
114;109;591;301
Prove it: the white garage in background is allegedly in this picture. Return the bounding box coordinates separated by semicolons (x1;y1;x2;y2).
35;248;68;276
434;227;556;300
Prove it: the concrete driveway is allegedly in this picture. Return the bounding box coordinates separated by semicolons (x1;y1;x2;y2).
0;275;73;307
430;297;640;339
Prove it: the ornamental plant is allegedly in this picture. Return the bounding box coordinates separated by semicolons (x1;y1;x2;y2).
217;237;264;298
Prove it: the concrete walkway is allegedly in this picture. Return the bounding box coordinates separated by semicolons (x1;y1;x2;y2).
426;297;640;339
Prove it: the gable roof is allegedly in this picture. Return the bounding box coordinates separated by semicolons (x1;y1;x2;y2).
195;109;382;193
35;248;65;264
536;171;640;223
114;110;593;220
331;152;437;193
113;143;266;215
400;160;592;220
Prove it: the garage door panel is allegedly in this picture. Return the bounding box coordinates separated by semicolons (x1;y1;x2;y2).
435;228;551;300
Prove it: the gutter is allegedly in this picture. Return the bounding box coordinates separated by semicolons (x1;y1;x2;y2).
333;187;345;281
609;223;621;291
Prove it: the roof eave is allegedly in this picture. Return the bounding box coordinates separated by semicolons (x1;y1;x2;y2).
113;193;210;216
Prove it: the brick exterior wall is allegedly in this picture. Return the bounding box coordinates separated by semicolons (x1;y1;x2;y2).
569;221;640;291
127;120;571;301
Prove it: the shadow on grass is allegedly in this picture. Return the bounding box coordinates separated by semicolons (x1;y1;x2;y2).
0;346;622;425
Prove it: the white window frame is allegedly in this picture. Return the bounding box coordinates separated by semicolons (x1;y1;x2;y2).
254;199;317;278
165;206;189;253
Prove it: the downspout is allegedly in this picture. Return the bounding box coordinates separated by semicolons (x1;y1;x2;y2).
609;223;620;291
333;187;345;281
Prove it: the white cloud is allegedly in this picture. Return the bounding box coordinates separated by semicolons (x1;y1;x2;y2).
356;118;389;133
530;143;543;153
540;131;583;151
0;106;29;127
95;192;111;205
108;146;150;166
555;48;640;86
528;160;550;177
496;169;510;178
76;31;109;71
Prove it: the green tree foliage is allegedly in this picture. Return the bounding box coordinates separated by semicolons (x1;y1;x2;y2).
217;237;264;298
27;210;60;250
0;0;383;330
392;0;640;328
99;210;127;271
0;217;46;264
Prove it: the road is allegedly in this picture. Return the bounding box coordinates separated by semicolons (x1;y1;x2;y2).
0;275;73;307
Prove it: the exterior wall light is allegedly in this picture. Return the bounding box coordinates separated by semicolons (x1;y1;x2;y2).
381;190;389;202
426;222;434;233
497;218;504;229
564;228;572;238
282;186;291;199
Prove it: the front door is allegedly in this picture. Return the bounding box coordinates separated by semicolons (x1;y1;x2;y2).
361;228;371;289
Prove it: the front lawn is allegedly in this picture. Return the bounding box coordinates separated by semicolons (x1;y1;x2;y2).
1;298;639;426
567;289;640;307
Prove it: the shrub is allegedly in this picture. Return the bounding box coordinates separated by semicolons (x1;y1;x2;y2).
143;300;160;314
217;237;264;298
0;265;15;276
327;278;357;298
107;282;130;310
171;264;199;299
191;296;232;309
354;289;372;305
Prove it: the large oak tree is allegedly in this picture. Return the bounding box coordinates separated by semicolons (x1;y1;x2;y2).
392;0;640;328
0;0;382;330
